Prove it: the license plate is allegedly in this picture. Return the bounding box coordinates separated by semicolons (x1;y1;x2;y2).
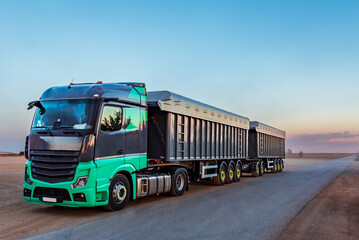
42;197;57;203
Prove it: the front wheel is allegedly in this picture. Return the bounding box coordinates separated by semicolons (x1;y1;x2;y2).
104;174;130;211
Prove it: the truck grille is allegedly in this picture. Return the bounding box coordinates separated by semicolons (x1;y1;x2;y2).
30;150;80;183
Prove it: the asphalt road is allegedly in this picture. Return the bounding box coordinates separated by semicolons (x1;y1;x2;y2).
29;155;355;240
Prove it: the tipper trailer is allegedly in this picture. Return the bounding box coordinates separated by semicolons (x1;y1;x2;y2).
23;82;285;211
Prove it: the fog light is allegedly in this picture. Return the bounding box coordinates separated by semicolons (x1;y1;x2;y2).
71;176;88;189
24;188;32;197
73;193;87;202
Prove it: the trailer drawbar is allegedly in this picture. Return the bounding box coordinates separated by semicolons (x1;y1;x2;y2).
23;82;286;211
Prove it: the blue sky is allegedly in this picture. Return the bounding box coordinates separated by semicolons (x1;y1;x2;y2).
0;0;358;153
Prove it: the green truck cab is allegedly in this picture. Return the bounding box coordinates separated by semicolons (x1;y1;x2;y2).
24;82;149;210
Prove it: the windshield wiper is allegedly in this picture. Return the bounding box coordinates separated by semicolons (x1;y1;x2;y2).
56;126;83;136
33;126;53;136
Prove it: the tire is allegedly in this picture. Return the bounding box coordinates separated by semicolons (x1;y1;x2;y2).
169;168;187;196
233;161;241;182
251;162;260;177
226;161;235;184
271;159;277;173
104;174;130;211
259;161;264;176
213;162;227;185
278;159;282;172
281;159;284;170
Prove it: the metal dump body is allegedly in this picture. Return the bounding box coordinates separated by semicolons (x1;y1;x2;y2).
248;121;286;159
147;91;250;162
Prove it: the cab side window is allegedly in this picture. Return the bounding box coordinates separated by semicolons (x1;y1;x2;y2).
100;106;123;132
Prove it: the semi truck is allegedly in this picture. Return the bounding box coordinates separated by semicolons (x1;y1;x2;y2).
23;82;285;211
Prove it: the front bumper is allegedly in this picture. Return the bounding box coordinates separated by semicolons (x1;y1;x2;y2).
23;161;109;207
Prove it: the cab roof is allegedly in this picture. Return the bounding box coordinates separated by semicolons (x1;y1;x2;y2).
39;82;146;106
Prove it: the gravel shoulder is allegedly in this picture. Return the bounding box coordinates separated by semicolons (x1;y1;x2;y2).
279;161;359;240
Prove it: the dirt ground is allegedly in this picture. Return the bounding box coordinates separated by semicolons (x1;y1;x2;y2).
279;161;359;240
0;156;337;239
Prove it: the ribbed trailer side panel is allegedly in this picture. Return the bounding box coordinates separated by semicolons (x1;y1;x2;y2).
147;91;250;163
165;112;247;162
248;132;285;158
147;110;248;162
248;121;286;159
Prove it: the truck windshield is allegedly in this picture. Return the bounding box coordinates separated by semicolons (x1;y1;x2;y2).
32;100;97;130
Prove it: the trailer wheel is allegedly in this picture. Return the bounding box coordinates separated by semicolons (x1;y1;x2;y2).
213;162;226;185
278;160;282;172
271;159;277;173
251;162;260;177
104;174;130;211
226;161;235;184
281;159;284;170
259;161;264;176
169;168;187;196
233;161;241;182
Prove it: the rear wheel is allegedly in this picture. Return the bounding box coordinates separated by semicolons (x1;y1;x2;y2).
214;162;227;185
104;174;130;211
169;168;187;196
226;161;235;184
271;159;277;173
281;159;284;170
259;161;264;176
278;160;282;172
251;162;260;177
233;161;241;182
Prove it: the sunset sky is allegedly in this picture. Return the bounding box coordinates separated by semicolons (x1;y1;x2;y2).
0;0;358;153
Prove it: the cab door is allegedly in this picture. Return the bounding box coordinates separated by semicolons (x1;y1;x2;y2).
95;104;126;160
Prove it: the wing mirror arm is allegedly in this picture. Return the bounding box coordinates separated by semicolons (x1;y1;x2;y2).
27;101;46;115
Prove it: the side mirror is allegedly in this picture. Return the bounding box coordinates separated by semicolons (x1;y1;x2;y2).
27;101;46;115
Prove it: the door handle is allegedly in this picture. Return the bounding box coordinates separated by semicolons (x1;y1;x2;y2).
117;149;124;155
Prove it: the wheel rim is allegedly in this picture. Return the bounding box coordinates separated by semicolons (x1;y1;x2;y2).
274;162;277;171
261;164;264;173
221;170;225;181
176;174;185;191
256;165;259;174
112;182;127;204
229;168;233;179
237;168;240;178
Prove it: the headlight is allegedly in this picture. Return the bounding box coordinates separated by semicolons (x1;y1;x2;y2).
24;166;33;185
71;176;88;189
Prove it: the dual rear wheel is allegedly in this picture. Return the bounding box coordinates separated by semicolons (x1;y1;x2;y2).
214;161;241;185
271;159;284;173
